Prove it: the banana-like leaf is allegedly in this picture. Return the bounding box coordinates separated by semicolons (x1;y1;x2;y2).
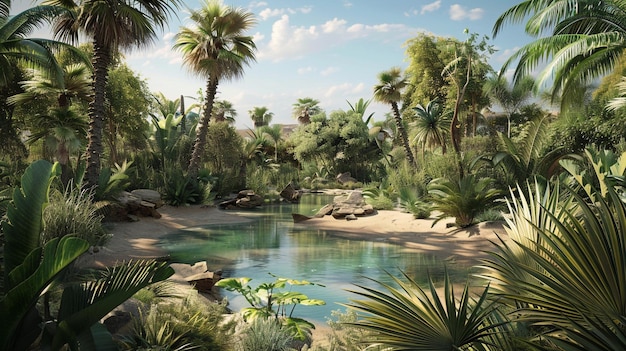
2;160;60;279
51;260;174;349
0;236;89;350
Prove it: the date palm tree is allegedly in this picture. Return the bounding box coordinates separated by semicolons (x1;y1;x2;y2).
260;123;282;161
249;106;273;128
483;74;534;138
373;67;416;168
45;0;180;190
493;0;626;105
174;0;257;178
292;97;321;124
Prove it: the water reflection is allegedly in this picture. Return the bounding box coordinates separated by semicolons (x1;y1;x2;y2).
160;194;468;323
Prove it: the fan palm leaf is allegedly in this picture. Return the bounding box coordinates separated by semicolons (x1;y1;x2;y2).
345;270;508;350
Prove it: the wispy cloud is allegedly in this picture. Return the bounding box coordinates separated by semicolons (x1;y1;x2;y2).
258;6;313;20
449;4;484;21
321;66;339;76
421;1;441;14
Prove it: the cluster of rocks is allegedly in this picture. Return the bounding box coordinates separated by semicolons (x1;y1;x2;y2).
218;190;264;209
108;189;164;221
294;190;375;222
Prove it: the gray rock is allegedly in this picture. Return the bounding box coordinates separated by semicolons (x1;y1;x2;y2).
336;172;357;184
280;182;302;203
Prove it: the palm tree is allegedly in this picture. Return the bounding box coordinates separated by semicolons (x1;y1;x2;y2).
174;0;257;178
8;62;92;108
249;106;273;128
493;0;626;104
373;67;416;168
213;99;237;124
483;75;534;137
45;0;180;190
411;100;448;157
292;97;321;124
260;124;282;161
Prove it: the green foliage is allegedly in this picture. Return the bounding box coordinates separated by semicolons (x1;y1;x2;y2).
481;174;626;348
310;309;382;351
238;318;294;351
215;274;326;341
428;175;503;228
398;187;431;219
290;110;378;181
121;295;235;351
203;122;244;195
345;270;509;350
43;187;109;246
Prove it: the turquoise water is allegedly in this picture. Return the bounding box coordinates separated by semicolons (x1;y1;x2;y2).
160;194;467;324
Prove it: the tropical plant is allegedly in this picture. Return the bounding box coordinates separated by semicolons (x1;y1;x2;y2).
428;174;503;227
344;270;510;350
483;75;535;137
493;0;626;106
472;113;575;187
347;98;375;125
174;0;257;178
480;173;626;348
260;124;283;161
0;160;175;350
411;99;449;157
238;318;295;351
215;274;326;341
292;97;322;124
213;99;237;124
249;106;273;128
42;186;108;246
373;67;416;168
45;0;180;190
560;147;626;200
398;187;431;219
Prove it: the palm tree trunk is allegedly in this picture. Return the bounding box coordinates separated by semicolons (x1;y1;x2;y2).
180;94;186;133
187;76;218;178
391;101;416;168
83;38;111;191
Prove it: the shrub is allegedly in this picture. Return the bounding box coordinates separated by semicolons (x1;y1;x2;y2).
43;187;108;246
238;319;294;351
428;175;503;228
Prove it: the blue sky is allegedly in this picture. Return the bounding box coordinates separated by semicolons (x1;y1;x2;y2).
14;0;534;129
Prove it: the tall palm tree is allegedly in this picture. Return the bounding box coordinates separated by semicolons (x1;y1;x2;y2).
373;67;416;168
213;99;237;124
174;0;257;178
45;0;180;190
292;97;321;124
483;75;534;137
260;124;282;161
411;100;448;157
249;106;273;128
493;0;626;104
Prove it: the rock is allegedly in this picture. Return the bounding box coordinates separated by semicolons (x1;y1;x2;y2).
292;213;313;223
280;182;302;203
336;172;357;184
345;214;358;221
183;261;222;293
131;189;164;208
219;190;263;209
315;203;334;217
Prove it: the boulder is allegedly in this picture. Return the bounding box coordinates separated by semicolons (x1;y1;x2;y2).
218;190;263;209
131;189;164;208
280;182;302;203
293;190;376;221
336;172;357;184
109;190;163;221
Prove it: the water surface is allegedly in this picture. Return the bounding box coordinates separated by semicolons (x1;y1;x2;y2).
160;194;468;323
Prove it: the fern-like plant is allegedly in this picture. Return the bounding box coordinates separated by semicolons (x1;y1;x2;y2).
428;175;502;227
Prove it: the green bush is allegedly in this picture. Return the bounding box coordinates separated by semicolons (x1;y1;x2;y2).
428;175;503;228
43;187;109;246
238;319;295;351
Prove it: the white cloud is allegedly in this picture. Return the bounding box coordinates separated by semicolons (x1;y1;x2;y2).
250;2;268;8
449;4;484;21
297;66;314;74
258;15;413;62
258;7;313;20
163;32;175;41
421;1;441;14
344;1;353;8
321;67;339;76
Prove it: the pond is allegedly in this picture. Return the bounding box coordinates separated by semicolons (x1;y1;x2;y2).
159;194;471;324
